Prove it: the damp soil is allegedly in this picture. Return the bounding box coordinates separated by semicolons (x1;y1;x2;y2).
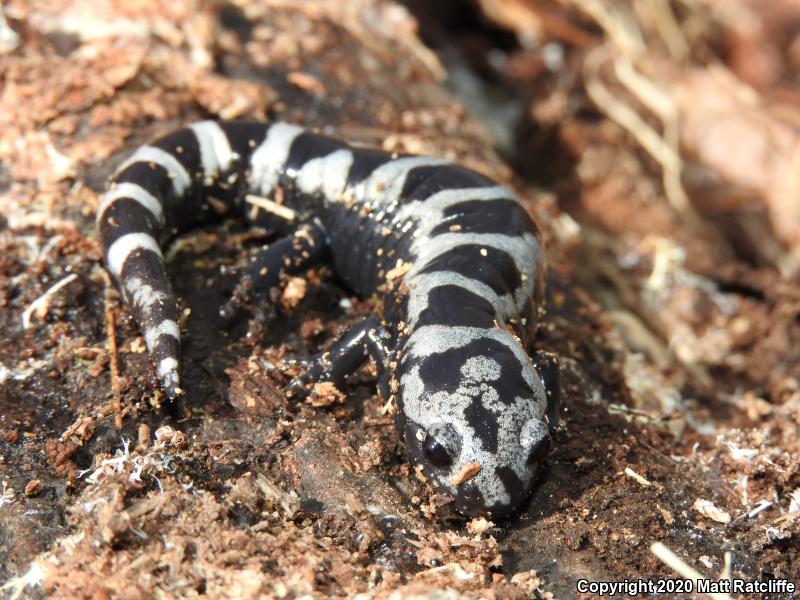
1;1;798;598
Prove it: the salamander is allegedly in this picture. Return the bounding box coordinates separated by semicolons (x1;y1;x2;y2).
97;120;560;517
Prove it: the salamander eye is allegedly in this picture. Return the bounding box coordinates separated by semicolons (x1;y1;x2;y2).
526;434;552;465
424;437;453;467
423;423;461;468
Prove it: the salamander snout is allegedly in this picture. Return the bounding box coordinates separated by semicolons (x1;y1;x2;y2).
403;411;552;518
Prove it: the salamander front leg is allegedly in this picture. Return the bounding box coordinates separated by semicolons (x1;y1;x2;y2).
221;220;328;319
532;350;560;433
286;316;393;397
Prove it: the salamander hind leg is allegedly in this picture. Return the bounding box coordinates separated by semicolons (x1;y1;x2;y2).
285;316;393;398
221;220;329;323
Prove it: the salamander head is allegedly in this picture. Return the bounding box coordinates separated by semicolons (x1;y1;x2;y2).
398;328;554;518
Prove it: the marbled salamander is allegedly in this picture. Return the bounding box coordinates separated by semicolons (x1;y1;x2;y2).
98;120;560;517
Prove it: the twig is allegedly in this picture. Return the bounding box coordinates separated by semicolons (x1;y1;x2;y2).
650;542;732;600
613;58;674;119
613;59;702;229
583;47;705;234
747;500;773;519
101;271;123;429
572;0;707;233
0;563;46;600
475;0;595;48
625;467;652;487
246;194;297;222
584;49;680;173
21;273;78;329
720;551;732;582
645;0;690;60
566;0;644;55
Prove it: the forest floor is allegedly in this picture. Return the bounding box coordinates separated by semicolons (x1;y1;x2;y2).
1;0;798;598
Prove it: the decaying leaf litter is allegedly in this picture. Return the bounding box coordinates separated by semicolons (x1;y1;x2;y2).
1;0;798;598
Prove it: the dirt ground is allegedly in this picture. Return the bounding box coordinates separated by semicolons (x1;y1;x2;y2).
1;0;799;598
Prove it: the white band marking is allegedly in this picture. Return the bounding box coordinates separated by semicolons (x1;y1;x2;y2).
249;123;304;196
296;149;354;199
158;357;179;378
117;146;191;197
107;233;162;278
353;156;450;207
97;182;164;226
404;271;515;329
144;319;180;351
409;232;540;281
190;121;235;176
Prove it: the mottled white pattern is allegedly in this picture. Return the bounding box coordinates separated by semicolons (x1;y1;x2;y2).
249;123;303;196
520;418;549;450
190;121;235;176
296;149;354;199
107;233;162;278
117;146;191;197
144;319;180;352
403;324;542;399
460;355;502;382
97;182;164;226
